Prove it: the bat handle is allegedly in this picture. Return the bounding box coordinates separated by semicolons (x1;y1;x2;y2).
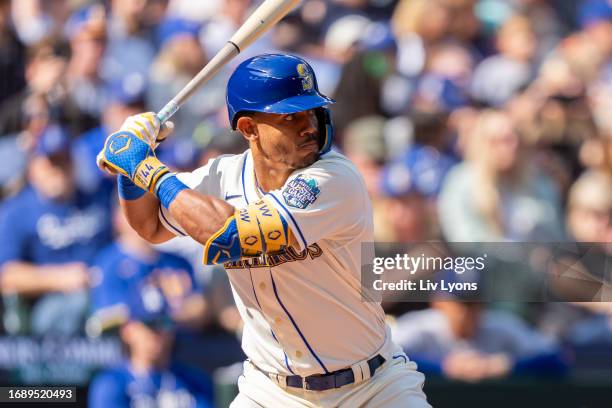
156;100;180;124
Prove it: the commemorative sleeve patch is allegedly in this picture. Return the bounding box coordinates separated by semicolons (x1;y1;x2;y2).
282;174;320;209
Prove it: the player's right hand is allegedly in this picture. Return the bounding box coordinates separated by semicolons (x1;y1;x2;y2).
119;112;175;149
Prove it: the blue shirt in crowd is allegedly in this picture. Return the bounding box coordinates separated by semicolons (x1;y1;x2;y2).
89;361;213;408
0;185;113;266
91;242;200;321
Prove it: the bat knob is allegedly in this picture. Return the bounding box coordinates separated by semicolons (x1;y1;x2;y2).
156;101;180;124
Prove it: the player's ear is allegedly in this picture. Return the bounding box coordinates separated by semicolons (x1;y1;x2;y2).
236;116;259;142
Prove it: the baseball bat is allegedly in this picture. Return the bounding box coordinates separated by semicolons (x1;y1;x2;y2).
155;0;302;125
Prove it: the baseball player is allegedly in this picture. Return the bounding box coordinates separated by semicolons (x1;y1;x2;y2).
97;54;430;407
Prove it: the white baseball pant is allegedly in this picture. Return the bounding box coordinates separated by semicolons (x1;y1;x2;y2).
230;342;431;408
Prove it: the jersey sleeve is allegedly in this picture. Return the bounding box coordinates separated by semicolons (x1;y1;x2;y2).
265;159;369;251
158;156;224;237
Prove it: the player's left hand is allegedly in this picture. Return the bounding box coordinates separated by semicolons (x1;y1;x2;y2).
96;113;173;191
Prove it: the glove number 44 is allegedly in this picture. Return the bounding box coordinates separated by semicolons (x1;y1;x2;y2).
140;163;155;179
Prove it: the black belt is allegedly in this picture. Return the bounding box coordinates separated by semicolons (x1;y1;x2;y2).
277;354;386;391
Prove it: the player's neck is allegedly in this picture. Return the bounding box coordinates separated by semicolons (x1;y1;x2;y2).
252;153;293;192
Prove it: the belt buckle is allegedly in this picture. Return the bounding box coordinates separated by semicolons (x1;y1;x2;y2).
302;376;310;391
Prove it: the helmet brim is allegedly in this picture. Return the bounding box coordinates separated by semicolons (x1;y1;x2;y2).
231;93;335;129
261;92;335;114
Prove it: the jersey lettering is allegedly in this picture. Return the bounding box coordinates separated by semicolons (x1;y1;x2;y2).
224;243;323;269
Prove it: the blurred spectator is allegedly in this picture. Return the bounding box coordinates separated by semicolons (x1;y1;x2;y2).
439;109;564;241
64;5;109;127
11;0;72;46
517;0;564;61
392;270;567;381
410;110;455;151
0;93;50;198
0;126;112;336
380;144;456;242
579;134;612;176
0;0;26;105
102;0;156;94
566;170;612;245
166;0;221;24
324;14;370;63
332;49;389;135
106;0;154;40
331;21;399;134
392;299;567;381
200;0;272;62
0;38;66;137
406;42;474;115
72;73;148;194
535;171;612;353
529;41;600;146
470;14;537;107
579;0;612;58
88;255;214;408
343;115;388;197
391;0;451;77
88;206;206;338
477;0;564;62
148;17;226;139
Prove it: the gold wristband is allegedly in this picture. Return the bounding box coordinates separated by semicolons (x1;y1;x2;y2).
133;156;170;192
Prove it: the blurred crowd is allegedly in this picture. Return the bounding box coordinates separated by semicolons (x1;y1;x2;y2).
0;0;610;405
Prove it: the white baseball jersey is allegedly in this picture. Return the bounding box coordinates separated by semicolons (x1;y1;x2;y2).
159;149;387;377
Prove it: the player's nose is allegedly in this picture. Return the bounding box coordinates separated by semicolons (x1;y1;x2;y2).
296;110;318;140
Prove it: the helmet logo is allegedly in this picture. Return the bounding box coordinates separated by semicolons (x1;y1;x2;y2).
297;63;313;91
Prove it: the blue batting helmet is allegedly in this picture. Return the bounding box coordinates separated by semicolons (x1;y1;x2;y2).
227;54;335;154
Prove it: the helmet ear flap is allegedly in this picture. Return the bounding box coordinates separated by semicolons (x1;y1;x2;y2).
315;107;333;154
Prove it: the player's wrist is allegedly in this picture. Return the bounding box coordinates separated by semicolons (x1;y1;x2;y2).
155;173;189;209
117;175;146;200
132;156;170;192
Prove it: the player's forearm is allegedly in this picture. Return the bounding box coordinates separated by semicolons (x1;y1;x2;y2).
167;189;235;246
120;194;175;244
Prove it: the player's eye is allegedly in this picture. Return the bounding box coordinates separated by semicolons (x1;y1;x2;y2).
284;114;294;121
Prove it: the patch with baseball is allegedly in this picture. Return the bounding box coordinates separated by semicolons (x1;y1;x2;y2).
283;175;320;209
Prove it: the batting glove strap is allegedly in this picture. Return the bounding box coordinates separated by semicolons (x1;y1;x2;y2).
133;156;170;192
117;175;146;200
